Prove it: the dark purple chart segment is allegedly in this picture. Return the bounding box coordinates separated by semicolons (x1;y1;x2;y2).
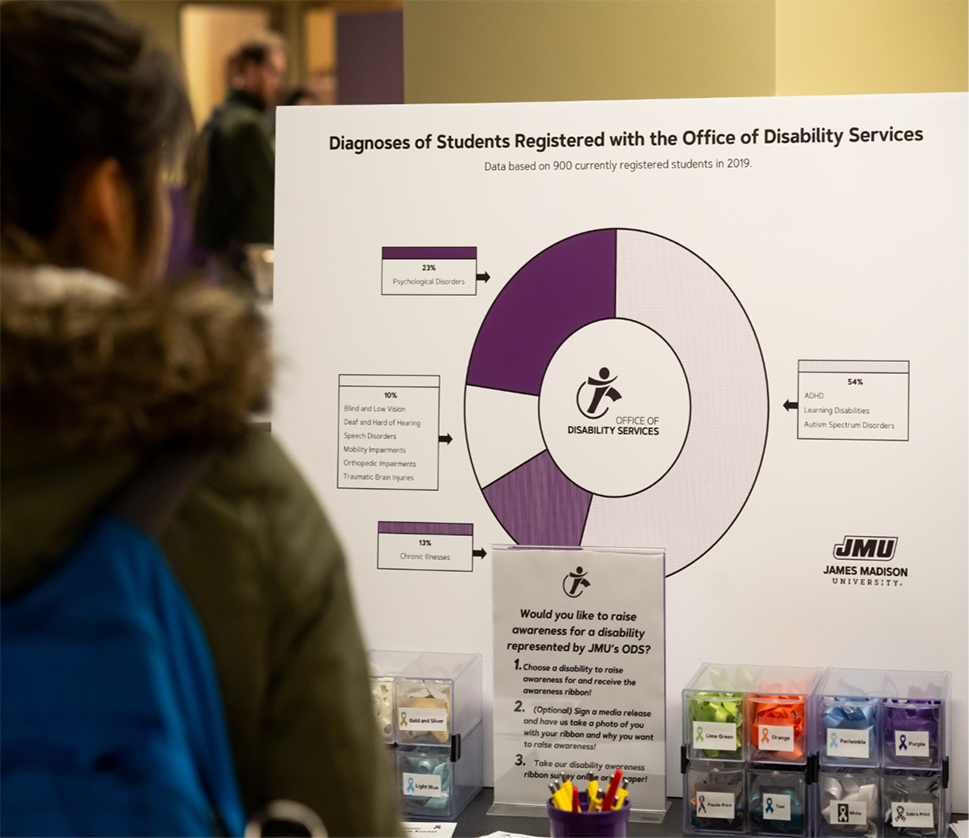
466;229;617;396
482;451;592;546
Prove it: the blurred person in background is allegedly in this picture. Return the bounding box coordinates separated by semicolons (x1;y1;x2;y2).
192;35;286;292
0;2;403;835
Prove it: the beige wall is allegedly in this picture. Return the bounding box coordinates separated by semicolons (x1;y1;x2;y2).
104;0;181;60
105;1;969;107
403;0;968;104
403;1;777;103
776;0;968;95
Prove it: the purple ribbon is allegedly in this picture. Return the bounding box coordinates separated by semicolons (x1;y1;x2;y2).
883;700;940;763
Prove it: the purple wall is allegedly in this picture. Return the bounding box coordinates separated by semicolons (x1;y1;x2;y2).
337;10;404;105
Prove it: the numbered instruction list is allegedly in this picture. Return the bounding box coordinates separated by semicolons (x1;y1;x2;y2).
492;548;667;821
339;375;441;490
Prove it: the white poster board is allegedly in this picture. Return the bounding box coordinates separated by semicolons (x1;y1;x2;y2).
272;93;968;808
491;547;667;821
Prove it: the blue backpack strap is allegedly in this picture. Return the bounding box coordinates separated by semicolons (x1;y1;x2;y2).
1;442;247;837
113;441;247;837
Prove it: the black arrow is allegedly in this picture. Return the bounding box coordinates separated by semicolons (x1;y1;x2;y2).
476;272;490;283
784;399;798;412
439;433;453;444
473;548;487;560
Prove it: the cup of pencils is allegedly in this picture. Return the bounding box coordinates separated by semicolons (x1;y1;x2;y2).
547;769;631;838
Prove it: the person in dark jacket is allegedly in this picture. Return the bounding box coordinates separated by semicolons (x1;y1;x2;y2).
193;37;286;290
0;3;403;835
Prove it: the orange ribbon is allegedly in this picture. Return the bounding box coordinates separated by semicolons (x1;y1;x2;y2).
749;692;805;761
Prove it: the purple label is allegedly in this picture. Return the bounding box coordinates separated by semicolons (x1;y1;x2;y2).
378;521;474;536
382;247;476;260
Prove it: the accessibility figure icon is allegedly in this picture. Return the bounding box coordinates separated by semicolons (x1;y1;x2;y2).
577;367;622;419
563;566;591;598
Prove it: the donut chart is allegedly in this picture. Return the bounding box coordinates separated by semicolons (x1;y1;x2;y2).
464;228;768;575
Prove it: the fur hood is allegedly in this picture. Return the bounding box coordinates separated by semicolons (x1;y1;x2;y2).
1;265;271;453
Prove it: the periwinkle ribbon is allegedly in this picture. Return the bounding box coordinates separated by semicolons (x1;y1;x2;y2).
823;699;877;760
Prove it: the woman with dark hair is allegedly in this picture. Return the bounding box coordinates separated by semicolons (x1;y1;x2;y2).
0;3;403;836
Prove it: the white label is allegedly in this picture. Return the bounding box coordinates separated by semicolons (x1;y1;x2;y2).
399;706;448;732
895;729;930;756
797;364;910;441
833;801;867;826
377;532;473;572
763;793;792;822
696;791;735;820
756;724;795;753
337;375;441;491
825;727;870;758
891;801;934;828
403;772;442;798
693;721;737;750
402;824;456;838
382;259;476;296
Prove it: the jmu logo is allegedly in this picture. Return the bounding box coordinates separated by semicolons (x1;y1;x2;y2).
833;536;897;561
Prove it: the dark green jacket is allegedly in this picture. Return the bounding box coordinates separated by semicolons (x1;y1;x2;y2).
195;88;275;249
0;267;403;837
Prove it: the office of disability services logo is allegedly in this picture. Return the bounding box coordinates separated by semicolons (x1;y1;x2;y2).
576;367;622;419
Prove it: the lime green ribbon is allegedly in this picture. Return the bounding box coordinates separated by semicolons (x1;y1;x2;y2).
691;691;743;758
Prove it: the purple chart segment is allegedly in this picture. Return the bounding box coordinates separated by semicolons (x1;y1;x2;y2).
466;229;617;396
483;451;592;547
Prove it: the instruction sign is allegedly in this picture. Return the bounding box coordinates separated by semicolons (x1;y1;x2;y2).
491;547;666;821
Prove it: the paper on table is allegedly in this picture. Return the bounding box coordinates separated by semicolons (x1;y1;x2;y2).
402;822;457;838
949;816;967;837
